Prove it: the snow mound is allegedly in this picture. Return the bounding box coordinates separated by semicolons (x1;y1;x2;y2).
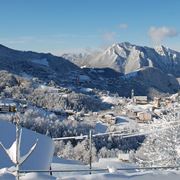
0;172;57;180
21;172;56;180
0;120;54;170
93;158;137;171
61;171;180;180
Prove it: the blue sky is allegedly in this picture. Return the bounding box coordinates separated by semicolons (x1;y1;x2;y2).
0;0;179;54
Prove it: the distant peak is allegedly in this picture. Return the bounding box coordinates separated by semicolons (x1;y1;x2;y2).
109;42;135;50
155;45;166;50
106;42;131;50
155;45;168;55
119;42;133;47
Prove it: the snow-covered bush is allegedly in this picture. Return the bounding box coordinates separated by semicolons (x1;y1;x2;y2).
54;135;144;164
54;139;97;164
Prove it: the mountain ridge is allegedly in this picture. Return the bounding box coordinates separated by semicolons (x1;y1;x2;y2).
0;43;179;98
63;42;180;77
0;43;81;84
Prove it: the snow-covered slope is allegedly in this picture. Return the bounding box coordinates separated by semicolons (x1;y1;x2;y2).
121;67;179;95
61;171;180;180
0;120;54;170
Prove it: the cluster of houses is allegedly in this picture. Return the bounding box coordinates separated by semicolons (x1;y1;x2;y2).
58;90;180;126
0;99;17;113
0;103;16;113
96;91;180;125
125;91;179;123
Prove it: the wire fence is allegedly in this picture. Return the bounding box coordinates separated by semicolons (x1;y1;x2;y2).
18;165;180;173
52;121;180;141
49;120;180;176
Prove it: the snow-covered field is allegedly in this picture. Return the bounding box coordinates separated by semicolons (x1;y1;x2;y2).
51;157;180;180
61;171;180;180
1;117;180;179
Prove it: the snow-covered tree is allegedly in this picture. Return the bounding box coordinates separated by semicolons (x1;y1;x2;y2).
135;109;180;167
61;141;75;160
74;139;97;163
98;147;121;159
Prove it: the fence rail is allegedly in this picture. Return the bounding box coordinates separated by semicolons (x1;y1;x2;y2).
18;165;180;173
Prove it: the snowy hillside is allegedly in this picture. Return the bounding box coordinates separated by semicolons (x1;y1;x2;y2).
0;44;81;82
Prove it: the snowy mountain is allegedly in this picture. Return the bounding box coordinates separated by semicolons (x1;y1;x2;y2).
66;42;180;76
0;43;179;98
62;52;89;67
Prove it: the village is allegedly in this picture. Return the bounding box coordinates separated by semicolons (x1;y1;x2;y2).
0;66;179;170
1;80;179;132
